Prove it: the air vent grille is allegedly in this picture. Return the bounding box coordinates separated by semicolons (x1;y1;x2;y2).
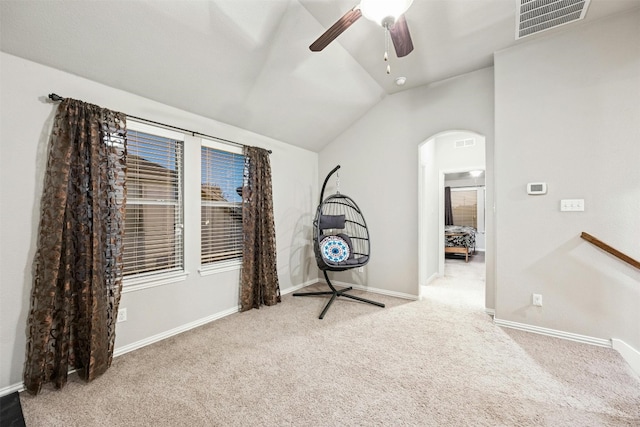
455;138;475;148
516;0;590;39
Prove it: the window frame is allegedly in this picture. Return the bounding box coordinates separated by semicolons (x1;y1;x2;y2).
122;121;188;291
198;138;244;276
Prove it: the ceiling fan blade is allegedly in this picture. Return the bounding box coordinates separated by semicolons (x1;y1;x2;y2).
389;14;414;57
309;7;362;52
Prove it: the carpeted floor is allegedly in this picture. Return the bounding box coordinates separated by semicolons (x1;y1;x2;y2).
19;260;640;426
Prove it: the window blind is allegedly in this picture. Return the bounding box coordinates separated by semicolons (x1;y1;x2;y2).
123;130;184;277
201;146;245;265
451;189;477;228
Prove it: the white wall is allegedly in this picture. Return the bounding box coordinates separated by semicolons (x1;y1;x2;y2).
0;53;318;392
434;133;486;174
494;10;640;350
319;68;495;301
419;139;439;283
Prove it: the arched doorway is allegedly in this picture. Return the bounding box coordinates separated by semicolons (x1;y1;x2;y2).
418;130;487;307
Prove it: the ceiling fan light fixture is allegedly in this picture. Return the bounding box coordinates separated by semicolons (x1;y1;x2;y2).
360;0;414;27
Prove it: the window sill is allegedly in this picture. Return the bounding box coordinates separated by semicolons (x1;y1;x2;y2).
198;259;242;276
122;270;189;294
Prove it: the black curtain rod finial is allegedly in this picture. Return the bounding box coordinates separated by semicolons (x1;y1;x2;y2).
48;93;64;102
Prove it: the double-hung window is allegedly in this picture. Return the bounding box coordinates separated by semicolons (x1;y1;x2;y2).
123;122;184;280
450;188;479;229
200;140;244;269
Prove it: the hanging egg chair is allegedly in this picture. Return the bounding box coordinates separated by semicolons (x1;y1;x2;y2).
293;165;384;319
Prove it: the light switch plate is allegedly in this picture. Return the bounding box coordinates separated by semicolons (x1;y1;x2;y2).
560;199;584;211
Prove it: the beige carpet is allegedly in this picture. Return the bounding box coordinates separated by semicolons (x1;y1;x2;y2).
20;261;640;426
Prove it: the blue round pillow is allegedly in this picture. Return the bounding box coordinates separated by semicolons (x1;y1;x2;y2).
320;235;350;263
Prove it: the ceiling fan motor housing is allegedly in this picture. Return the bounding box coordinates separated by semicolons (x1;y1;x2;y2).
381;16;396;29
360;0;414;26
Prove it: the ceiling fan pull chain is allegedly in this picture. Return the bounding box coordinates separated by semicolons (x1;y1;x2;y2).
384;23;391;74
384;24;391;74
336;170;340;194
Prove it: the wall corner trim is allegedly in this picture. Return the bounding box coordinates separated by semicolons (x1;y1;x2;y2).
611;338;640;377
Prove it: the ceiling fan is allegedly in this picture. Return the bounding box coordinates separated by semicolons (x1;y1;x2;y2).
310;0;414;68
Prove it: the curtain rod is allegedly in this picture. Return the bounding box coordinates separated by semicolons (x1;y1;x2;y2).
448;185;486;189
47;93;271;154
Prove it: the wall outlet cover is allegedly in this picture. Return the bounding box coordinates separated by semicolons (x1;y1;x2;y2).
532;294;543;307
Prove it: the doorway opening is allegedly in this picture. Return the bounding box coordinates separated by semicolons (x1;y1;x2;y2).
418;130;486;309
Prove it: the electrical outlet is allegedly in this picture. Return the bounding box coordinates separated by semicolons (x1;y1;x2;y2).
357;267;364;273
118;308;127;323
532;294;543;307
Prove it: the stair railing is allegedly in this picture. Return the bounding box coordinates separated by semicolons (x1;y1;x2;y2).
580;232;640;270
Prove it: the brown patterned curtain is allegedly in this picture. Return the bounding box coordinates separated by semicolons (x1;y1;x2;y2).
240;147;280;311
24;99;127;395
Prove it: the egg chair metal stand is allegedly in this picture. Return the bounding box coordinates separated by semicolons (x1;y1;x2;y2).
293;165;385;319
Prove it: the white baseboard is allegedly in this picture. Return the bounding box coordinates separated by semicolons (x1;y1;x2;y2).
280;279;318;296
494;318;611;348
282;277;420;301
113;279;417;364
485;308;495;316
0;382;25;397
2;308;242;398
1;278;323;398
113;305;240;357
113;276;321;358
612;339;640;376
425;273;440;285
331;279;419;301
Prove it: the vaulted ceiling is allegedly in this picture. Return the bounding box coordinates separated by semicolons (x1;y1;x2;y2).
1;0;638;151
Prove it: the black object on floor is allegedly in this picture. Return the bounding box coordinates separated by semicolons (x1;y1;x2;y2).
0;392;26;427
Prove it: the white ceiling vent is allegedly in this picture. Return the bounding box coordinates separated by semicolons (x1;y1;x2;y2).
516;0;591;39
455;138;475;148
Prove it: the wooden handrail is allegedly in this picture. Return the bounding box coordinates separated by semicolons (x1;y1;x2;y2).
580;232;640;270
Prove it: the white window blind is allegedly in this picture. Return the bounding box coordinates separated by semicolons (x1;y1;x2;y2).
451;189;477;228
124;128;184;277
201;144;245;265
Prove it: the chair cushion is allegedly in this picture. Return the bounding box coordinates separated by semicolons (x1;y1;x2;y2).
319;214;345;230
320;235;350;263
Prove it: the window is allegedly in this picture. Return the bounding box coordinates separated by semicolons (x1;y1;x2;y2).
450;189;477;228
123;123;184;278
201;141;245;266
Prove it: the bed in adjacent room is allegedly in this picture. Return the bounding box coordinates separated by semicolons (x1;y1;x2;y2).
445;225;476;262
